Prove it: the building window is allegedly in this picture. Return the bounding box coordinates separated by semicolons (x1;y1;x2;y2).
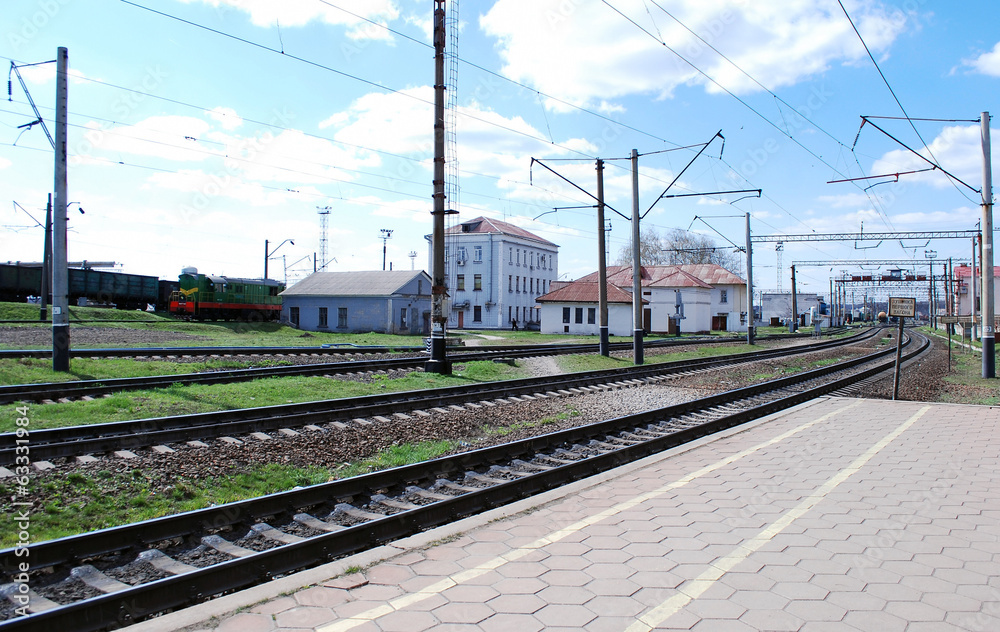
400;307;407;328
418;279;423;294
720;289;728;304
338;307;347;328
458;247;467;263
508;247;513;264
290;306;299;327
318;307;328;328
473;305;482;322
563;307;570;323
530;278;534;293
516;276;520;292
474;274;482;290
540;254;546;268
508;275;513;292
456;274;465;291
575;307;583;324
474;246;482;262
517;249;521;266
588;308;596;324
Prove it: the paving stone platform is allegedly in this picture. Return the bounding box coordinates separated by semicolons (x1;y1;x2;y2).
129;397;1000;632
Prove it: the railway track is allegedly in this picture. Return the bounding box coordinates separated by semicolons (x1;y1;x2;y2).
0;330;928;631
0;332;841;405
0;330;879;466
0;331;833;360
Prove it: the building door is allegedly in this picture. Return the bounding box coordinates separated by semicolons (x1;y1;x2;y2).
458;310;464;329
712;314;728;331
643;308;651;333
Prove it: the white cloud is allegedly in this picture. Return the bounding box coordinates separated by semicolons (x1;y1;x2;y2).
208;106;243;130
179;0;400;36
871;124;997;190
479;0;908;109
0;157;11;170
17;64;90;85
963;41;1000;77
78;116;215;162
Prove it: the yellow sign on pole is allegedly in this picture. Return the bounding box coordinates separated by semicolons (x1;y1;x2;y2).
888;297;916;318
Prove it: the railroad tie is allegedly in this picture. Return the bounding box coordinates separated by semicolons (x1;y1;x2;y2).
372;495;420;512
435;479;479;494
372;416;393;423
331;421;351;430
511;459;554;472
0;584;59;613
332;503;386;522
151;445;175;454
448;405;467;412
412;410;432;417
302;425;325;432
278;428;300;437
251;523;304;545
71;565;131;594
32;461;55;471
201;535;256;558
293;513;345;533
113;451;138;460
0;467;13;478
186;440;210;448
405;486;452;501
218;437;243;446
393;412;413;420
249;432;272;441
138;549;197;576
353;418;373;426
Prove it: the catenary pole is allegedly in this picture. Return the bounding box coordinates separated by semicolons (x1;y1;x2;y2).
40;194;52;322
981;112;994;378
790;265;798;332
596;159;609;356
426;0;451;374
52;47;69;371
631;149;643;365
745;212;754;344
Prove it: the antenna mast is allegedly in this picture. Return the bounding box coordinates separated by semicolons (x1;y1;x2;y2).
317;206;331;271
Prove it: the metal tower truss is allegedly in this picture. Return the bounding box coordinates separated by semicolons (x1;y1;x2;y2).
752;230;979;243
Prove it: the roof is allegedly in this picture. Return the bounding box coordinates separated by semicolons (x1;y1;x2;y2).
576;264;744;288
536;281;644;304
444;216;557;247
953;264;1000;279
281;270;430;297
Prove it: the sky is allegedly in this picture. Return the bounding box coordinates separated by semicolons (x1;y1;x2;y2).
1;0;998;301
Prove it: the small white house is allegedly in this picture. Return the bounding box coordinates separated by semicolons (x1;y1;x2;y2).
536;282;642;336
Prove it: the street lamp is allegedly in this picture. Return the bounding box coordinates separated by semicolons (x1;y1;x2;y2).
380;229;393;271
264;238;294;279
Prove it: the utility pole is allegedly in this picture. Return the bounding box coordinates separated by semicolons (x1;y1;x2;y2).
426;0;451;375
981;111;994;378
380;228;393;271
745;212;754;344
631;148;643;365
789;265;798;333
972;235;979;340
52;47;69;372
39;194;52;322
264;239;269;280
596;159;609;356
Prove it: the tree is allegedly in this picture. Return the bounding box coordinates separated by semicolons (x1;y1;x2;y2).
615;226;741;273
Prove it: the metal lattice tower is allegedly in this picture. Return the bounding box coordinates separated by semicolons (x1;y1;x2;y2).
444;0;460;219
317;206;331;271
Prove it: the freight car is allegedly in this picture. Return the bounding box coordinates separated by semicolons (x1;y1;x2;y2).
0;263;159;310
168;267;284;321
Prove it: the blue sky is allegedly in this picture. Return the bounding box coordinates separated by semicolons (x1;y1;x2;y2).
1;0;997;299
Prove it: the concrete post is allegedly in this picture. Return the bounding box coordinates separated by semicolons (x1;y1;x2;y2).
981;112;994;378
596;159;609;356
52;47;69;371
631;149;643;365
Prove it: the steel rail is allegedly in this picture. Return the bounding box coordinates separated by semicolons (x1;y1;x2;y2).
0;331;846;404
0;332;926;631
0;331;877;464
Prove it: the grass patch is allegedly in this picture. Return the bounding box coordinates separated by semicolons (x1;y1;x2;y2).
0;356;296;385
484;406;580;437
333;440;457;479
0;360;527;431
0;462;332;547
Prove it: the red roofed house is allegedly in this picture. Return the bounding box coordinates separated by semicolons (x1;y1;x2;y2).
538;264;748;335
953;264;1000;329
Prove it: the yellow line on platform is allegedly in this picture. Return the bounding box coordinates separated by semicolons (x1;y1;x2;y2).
317;399;865;632
626;404;931;632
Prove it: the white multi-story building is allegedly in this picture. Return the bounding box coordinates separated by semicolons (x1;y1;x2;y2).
426;216;559;329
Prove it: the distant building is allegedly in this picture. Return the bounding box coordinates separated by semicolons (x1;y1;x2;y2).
427;216;558;329
953;264;1000;317
760;292;821;326
280;270;431;334
538;263;747;335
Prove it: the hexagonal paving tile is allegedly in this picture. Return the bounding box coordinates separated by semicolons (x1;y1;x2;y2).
274;606;336;629
432;601;495;624
478;612;545;632
377;609;439;632
294;586;351;608
215;613;275;632
486;593;547;614
534;603;598;628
